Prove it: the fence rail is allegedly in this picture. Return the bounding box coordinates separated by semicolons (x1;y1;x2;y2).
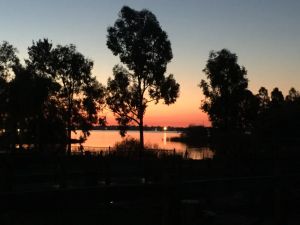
71;145;186;158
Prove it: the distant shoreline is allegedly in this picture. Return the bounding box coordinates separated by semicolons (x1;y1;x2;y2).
92;126;186;132
90;129;182;133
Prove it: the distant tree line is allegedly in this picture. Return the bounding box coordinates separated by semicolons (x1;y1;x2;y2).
94;125;184;132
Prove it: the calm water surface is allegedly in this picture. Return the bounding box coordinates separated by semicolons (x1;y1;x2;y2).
73;130;213;160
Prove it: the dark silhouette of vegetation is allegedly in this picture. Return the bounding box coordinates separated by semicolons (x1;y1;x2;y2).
256;86;270;114
170;125;211;146
200;49;257;133
112;137;175;159
6;66;66;150
106;6;180;149
26;39;106;154
194;49;300;155
255;86;300;141
0;40;105;152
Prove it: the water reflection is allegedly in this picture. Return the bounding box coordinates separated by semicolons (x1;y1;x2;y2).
163;132;167;146
72;130;213;160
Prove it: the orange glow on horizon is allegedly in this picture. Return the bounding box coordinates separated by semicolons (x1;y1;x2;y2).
104;112;211;128
99;76;211;128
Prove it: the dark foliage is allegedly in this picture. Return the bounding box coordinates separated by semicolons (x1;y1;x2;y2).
0;40;105;152
200;49;257;132
255;87;300;141
106;6;179;149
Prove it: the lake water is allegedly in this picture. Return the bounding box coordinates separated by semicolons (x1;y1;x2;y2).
72;130;213;160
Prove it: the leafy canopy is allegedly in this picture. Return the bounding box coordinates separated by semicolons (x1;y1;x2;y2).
106;6;179;138
200;49;253;131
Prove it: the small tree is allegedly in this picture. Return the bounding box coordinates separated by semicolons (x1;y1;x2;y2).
256;87;270;114
0;41;20;80
270;87;284;107
200;49;250;132
285;87;300;102
0;41;20;147
106;6;179;149
0;41;20;119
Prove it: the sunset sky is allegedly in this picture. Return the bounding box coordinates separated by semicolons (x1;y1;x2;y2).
1;0;299;127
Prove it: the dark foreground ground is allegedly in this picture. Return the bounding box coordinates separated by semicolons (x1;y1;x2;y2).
0;151;300;225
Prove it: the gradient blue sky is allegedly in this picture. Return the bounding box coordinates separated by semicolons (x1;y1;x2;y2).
1;0;299;126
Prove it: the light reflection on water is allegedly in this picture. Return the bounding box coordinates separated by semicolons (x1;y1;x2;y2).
72;130;213;160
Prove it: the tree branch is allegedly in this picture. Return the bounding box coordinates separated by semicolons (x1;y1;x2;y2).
111;109;140;125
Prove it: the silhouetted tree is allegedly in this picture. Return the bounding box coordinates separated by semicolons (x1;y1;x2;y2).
270;87;284;107
266;87;284;137
284;88;300;139
26;39;106;154
254;87;271;135
255;86;300;140
52;44;106;153
0;41;20;147
239;90;259;131
200;49;250;132
285;87;300;102
22;40;66;150
0;41;19;80
256;87;270;114
1;41;67;150
106;6;179;149
26;39;54;78
7;67;53;147
0;39;106;152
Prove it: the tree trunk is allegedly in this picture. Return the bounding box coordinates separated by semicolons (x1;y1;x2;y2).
139;117;144;151
138;83;144;151
67;125;71;155
67;99;72;155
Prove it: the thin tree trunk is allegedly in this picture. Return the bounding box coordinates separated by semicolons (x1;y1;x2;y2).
138;79;144;152
67;124;71;155
67;98;72;155
139;117;144;151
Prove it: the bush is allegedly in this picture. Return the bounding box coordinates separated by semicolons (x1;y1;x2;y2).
114;137;141;151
